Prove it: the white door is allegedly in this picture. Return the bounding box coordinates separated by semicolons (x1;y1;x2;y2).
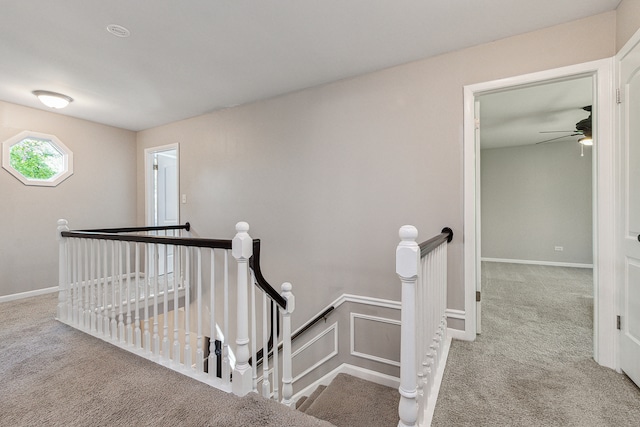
618;33;640;388
156;150;179;275
146;145;179;278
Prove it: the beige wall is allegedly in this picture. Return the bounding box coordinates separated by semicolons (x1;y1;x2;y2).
137;12;616;330
617;0;640;51
0;101;137;297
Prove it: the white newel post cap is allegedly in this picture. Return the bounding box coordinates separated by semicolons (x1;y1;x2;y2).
232;221;253;260
396;225;419;279
57;219;69;240
281;282;295;314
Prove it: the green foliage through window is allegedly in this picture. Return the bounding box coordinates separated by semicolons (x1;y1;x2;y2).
9;138;63;180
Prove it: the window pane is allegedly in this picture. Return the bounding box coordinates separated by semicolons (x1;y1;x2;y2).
9;137;64;180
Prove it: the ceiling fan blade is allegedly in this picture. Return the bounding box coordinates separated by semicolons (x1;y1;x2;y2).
535;133;581;144
539;130;579;134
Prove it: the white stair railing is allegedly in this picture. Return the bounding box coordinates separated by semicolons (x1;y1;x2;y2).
56;219;294;404
396;225;452;427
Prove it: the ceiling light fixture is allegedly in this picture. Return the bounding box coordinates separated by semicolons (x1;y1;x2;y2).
579;137;593;146
32;90;73;109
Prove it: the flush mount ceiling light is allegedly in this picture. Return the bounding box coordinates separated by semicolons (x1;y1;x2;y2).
32;90;73;109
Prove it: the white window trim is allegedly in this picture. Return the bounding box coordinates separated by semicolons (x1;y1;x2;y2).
2;130;73;187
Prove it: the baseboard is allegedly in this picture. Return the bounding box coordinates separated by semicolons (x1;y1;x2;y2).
481;257;593;269
0;286;58;303
424;335;452;426
447;327;467;341
291;363;400;403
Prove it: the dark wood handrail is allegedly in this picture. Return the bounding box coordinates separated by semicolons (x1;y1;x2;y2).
61;230;232;249
250;240;287;309
419;227;453;258
77;223;191;234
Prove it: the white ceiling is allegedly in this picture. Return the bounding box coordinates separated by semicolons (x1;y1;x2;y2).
479;77;593;149
0;0;620;131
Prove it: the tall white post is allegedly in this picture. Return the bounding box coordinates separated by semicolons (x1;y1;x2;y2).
57;219;70;321
396;225;419;427
280;282;295;407
232;221;252;396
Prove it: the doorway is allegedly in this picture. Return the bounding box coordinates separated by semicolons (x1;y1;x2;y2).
463;59;616;370
145;143;180;276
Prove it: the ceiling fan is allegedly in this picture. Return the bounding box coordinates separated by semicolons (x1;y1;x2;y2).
536;105;592;146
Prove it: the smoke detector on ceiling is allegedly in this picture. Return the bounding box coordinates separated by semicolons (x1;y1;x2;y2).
106;24;130;38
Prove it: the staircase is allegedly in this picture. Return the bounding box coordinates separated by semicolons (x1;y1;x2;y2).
296;374;400;427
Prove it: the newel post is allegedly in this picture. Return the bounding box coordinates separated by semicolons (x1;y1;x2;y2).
56;219;70;321
280;282;295;407
232;221;253;396
396;225;419;427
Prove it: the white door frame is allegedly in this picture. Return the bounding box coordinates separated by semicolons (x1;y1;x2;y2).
145;143;180;227
463;58;616;370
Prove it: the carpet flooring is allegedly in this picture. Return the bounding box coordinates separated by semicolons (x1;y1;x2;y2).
432;262;640;426
298;373;399;427
0;294;333;427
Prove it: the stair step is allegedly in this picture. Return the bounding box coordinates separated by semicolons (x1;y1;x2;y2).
296;395;308;410
301;373;399;427
298;385;327;413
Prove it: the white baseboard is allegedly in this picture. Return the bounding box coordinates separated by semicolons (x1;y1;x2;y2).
481;257;593;269
424;335;452;426
0;286;58;304
447;327;467;341
291;363;400;403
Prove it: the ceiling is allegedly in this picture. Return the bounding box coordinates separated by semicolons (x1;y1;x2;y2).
0;1;620;131
479;77;593;149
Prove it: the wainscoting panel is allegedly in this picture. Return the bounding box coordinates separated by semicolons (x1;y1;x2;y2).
292;322;338;384
350;313;401;367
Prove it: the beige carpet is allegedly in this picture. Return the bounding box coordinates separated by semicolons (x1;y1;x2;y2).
432;263;640;426
0;294;333;427
299;373;399;427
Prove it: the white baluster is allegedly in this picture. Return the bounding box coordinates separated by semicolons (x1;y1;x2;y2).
96;238;103;335
78;239;84;329
73;239;80;326
144;243;151;353
81;239;87;328
90;239;96;332
173;246;181;365
134;243;141;348
232;222;252;396
102;240;110;335
56;219;69;321
66;237;73;321
184;247;192;369
396;225;419;427
126;242;133;345
84;239;90;330
209;249;217;378
222;249;230;384
109;241;116;339
118;241;125;342
153;243;160;357
262;294;270;397
272;300;279;401
251;271;257;393
281;282;295;407
196;248;204;372
162;243;170;361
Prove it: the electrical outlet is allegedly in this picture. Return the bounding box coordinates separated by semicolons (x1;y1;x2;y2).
554;246;563;252
181;194;187;204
